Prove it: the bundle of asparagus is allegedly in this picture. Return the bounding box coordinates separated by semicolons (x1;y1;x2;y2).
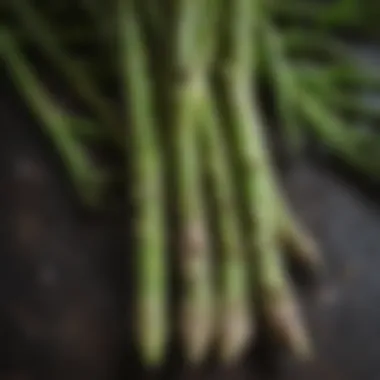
1;0;379;370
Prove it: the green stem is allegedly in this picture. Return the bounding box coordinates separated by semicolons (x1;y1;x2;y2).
261;21;304;154
0;29;106;207
119;0;168;366
298;88;380;177
268;0;363;30
218;2;311;356
171;0;215;364
296;64;380;92
11;0;123;147
282;29;351;62
200;83;253;363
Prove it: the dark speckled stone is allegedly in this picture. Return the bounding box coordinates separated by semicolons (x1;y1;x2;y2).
2;65;380;380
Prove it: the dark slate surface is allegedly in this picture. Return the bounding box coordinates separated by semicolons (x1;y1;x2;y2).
2;71;380;380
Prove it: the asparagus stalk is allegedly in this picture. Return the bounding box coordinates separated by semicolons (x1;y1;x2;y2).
222;79;312;358
282;29;351;62
261;21;303;154
296;64;380;93
218;0;311;356
119;0;168;366
67;115;106;142
171;0;215;364
174;76;215;365
0;29;106;207
222;72;311;356
10;0;123;147
261;23;324;273
200;84;253;363
300;84;380;122
175;0;253;362
268;0;363;30
298;88;380;177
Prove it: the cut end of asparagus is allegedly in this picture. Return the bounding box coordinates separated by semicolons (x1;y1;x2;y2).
264;286;312;360
181;303;214;365
139;338;166;368
179;221;214;365
219;306;254;364
137;300;168;368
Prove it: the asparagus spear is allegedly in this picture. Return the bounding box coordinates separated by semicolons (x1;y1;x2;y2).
200;84;253;363
261;21;303;155
268;0;363;30
67;115;105;142
170;0;215;364
119;0;168;366
302;88;380;122
282;29;351;63
10;0;123;147
170;0;253;362
260;23;323;273
222;80;311;358
0;29;106;207
222;73;311;357
298;88;380;178
295;64;380;93
217;0;311;356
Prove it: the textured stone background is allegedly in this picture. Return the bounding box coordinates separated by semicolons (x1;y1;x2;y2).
2;68;380;380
